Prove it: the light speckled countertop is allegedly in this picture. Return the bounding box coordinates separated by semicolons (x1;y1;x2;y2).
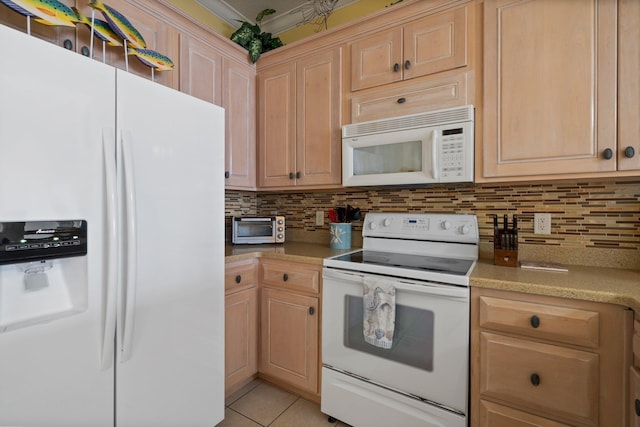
226;242;640;311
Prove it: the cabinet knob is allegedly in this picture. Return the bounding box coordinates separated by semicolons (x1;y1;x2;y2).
309;306;315;315
602;148;613;160
625;146;636;158
404;60;411;70
393;63;400;72
530;373;541;386
63;39;73;50
80;46;90;57
283;273;289;282
235;275;241;284
530;315;540;328
289;172;294;180
225;171;230;179
397;97;406;104
296;171;301;179
635;398;640;416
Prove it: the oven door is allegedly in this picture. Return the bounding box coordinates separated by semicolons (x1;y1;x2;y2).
322;267;469;414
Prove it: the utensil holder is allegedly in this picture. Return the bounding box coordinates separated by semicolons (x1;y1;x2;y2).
329;223;351;250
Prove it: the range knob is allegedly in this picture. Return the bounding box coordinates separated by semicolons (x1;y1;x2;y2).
441;221;452;230
369;222;378;230
459;225;470;234
383;218;392;227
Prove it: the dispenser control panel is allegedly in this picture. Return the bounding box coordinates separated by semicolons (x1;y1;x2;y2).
0;220;87;265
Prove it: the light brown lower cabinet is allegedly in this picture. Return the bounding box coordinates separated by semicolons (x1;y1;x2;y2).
471;287;632;427
225;287;258;396
259;287;319;394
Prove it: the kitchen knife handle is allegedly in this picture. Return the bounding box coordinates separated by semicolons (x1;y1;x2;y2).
100;129;118;370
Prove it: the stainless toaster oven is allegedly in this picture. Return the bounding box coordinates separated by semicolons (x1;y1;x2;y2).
232;216;285;244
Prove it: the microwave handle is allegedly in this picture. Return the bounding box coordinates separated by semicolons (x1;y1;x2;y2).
432;130;438;180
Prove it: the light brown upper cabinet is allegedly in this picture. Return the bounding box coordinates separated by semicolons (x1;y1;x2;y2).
258;47;342;189
481;0;640;181
180;35;256;189
618;0;640;172
350;6;468;92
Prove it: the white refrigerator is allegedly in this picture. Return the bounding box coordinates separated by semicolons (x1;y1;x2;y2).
0;24;225;427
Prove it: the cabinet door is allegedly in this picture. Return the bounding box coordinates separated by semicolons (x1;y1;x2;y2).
75;0;179;89
225;287;258;397
632;367;640;427
618;0;640;171
402;6;468;81
350;28;402;91
179;34;222;105
0;0;76;50
224;58;256;189
482;0;617;178
260;287;318;394
296;47;342;186
257;62;297;188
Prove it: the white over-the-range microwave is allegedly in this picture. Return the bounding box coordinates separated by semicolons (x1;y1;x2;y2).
342;105;474;186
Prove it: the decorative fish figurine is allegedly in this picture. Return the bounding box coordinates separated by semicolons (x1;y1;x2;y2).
72;7;121;47
0;0;78;27
127;47;174;71
89;0;146;49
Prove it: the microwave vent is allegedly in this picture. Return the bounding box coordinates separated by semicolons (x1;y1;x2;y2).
343;105;474;138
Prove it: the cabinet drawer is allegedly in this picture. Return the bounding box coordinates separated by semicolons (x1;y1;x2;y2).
480;400;572;427
480;332;598;424
350;72;469;123
479;295;599;348
225;259;258;293
260;259;320;294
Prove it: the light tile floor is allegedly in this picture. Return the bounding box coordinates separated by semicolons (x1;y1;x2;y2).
217;380;351;427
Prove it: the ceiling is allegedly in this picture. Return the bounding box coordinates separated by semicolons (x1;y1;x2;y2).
195;0;358;35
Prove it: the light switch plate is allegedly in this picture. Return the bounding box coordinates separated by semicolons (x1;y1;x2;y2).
316;210;324;226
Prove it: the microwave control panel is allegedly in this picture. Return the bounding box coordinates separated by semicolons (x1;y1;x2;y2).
439;126;472;182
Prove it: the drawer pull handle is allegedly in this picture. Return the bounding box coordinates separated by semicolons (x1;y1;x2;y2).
296;171;301;179
393;63;400;72
603;148;613;159
225;171;230;179
635;398;640;416
530;315;540;328
235;275;241;284
289;172;294;180
404;60;411;70
397;97;406;104
530;373;541;386
309;306;315;315
283;273;289;282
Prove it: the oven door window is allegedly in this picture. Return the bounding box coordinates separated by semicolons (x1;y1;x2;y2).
236;222;272;237
344;295;434;371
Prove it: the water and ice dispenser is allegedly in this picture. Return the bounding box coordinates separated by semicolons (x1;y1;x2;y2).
0;220;88;332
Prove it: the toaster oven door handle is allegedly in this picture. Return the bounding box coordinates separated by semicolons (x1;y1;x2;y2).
432;130;438;180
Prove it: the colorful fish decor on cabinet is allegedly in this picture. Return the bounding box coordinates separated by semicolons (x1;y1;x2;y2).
88;0;146;49
72;6;121;47
0;0;79;27
127;47;174;72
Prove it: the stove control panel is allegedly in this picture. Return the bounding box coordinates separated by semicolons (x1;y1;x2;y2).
363;213;478;244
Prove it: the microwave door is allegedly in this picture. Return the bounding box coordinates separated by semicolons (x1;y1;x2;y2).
343;128;438;186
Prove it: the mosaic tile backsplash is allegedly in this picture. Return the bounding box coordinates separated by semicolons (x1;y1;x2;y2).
226;180;640;269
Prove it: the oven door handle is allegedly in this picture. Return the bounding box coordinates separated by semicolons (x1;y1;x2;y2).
323;268;469;300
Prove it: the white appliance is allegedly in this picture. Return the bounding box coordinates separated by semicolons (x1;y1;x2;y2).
322;212;478;427
342;105;474;187
0;24;225;427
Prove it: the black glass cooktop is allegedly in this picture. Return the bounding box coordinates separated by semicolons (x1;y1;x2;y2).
331;250;474;276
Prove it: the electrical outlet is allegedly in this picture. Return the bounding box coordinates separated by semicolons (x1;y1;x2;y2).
315;210;324;226
534;213;552;235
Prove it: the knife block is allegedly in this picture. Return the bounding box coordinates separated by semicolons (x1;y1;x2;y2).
494;229;518;267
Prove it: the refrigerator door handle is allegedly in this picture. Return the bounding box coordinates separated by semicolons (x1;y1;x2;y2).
119;130;138;363
100;129;118;370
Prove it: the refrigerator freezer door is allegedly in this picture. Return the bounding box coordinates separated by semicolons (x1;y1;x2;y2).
0;25;115;426
115;70;225;427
